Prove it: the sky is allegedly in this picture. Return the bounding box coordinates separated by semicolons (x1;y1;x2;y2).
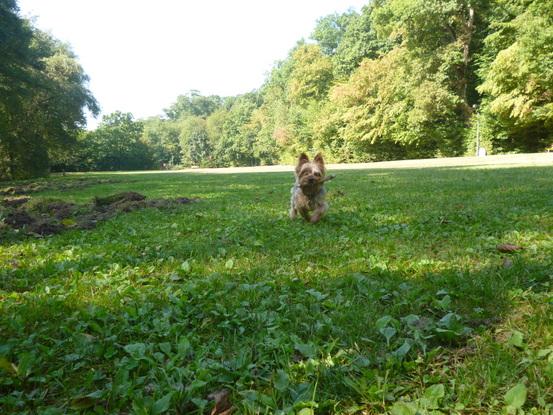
18;0;368;128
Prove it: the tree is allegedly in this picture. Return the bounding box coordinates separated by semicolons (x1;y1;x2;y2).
317;47;465;161
0;0;98;179
179;117;212;167
311;11;357;56
142;117;182;168
80;112;151;171
164;90;223;120
0;2;97;179
476;0;553;152
371;0;487;115
213;93;261;166
326;6;389;78
287;44;334;105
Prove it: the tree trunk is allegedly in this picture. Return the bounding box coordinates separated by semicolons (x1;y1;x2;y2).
460;5;475;116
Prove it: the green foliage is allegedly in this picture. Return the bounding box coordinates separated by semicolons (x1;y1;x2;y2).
317;47;465;161
80;112;152;171
179;117;212;167
311;11;357;56
477;0;553;151
0;1;97;180
164;90;223;120
142;117;182;168
287;45;333;105
331;5;389;78
210;94;260;166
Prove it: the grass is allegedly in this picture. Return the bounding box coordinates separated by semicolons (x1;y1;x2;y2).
0;165;552;414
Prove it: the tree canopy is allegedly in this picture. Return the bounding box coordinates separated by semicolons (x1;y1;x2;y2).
2;0;552;177
0;0;97;179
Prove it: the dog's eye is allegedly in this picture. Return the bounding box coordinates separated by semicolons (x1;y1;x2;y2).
314;172;321;177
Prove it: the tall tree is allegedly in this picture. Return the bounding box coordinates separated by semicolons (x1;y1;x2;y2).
0;0;98;178
80;112;151;171
164;90;223;120
477;0;553;152
311;11;357;56
0;2;97;179
213;93;261;166
372;0;487;115
179;117;212;167
142;117;182;168
329;6;389;78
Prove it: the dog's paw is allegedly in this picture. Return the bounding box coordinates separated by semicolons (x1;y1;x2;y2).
310;213;321;223
289;209;297;220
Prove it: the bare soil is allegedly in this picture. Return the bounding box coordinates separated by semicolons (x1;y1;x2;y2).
0;192;195;238
0;178;119;196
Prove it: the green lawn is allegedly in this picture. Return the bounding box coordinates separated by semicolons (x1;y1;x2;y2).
1;165;552;414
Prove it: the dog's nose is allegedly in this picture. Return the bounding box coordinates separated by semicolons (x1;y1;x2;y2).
308;177;315;184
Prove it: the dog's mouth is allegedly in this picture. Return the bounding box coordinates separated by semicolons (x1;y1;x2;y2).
299;177;324;194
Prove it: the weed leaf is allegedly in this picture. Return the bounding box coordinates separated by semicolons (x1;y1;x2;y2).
70;396;96;410
0;357;18;375
390;401;418;415
274;370;289;392
151;392;173;414
504;383;526;410
507;331;524;349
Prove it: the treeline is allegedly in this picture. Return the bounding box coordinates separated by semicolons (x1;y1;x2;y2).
64;92;280;172
2;0;552;178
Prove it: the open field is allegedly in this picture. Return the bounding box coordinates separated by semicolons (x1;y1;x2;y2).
1;158;552;414
111;153;553;175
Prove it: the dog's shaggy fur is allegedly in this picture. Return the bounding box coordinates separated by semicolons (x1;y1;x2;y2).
289;153;329;223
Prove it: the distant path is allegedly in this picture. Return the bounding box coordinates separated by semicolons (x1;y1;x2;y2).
174;153;552;174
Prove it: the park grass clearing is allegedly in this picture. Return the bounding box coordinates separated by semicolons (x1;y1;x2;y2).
0;163;552;414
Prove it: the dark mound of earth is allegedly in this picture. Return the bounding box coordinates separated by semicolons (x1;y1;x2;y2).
0;192;195;238
0;178;120;196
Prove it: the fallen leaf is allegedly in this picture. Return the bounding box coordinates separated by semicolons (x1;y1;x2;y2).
207;389;233;415
496;243;523;253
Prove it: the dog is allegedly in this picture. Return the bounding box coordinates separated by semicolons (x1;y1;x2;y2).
289;153;333;223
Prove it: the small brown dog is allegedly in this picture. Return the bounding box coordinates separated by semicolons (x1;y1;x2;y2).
289;153;333;223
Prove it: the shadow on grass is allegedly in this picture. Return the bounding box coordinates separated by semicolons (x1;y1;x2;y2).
1;254;550;412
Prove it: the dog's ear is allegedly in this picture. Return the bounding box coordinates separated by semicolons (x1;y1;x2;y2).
296;153;309;175
314;153;325;173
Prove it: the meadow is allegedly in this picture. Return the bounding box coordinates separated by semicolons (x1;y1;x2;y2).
0;163;552;414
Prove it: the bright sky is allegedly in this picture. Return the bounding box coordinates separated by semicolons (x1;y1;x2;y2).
18;0;368;128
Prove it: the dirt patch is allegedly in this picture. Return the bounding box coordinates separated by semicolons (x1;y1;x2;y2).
29;220;64;236
5;210;35;227
28;199;78;219
94;191;145;206
1;196;31;209
0;192;196;238
0;178;120;196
